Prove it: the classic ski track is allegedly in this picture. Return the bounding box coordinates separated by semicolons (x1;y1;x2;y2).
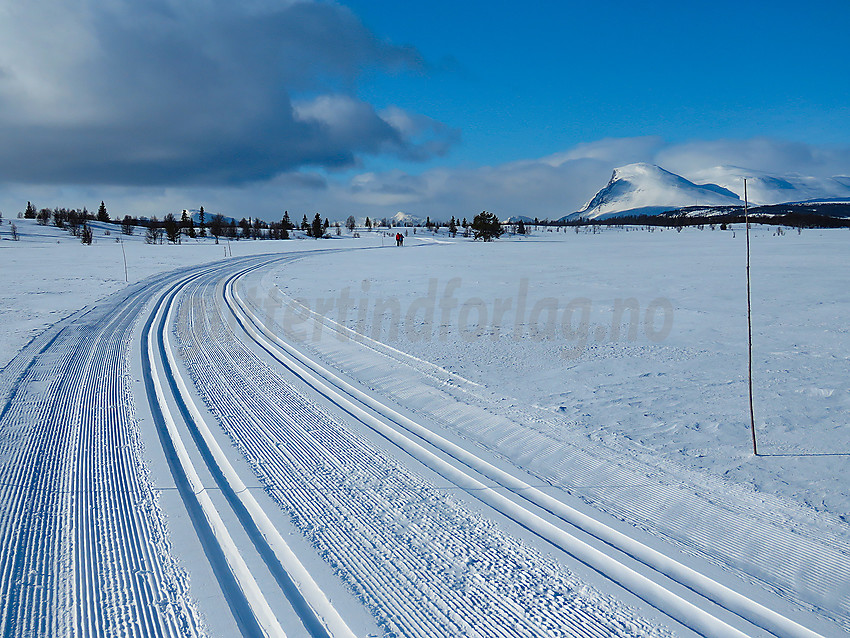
224;262;829;638
146;256;356;638
2;246;831;637
253;263;850;632
0;268;206;638
174;260;672;637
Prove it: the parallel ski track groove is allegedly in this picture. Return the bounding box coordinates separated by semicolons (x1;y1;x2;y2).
225;262;829;638
171;260;670;638
142;261;279;638
255;265;850;633
153;264;344;638
0;269;204;638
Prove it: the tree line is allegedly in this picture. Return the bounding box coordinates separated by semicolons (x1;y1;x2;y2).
14;200;548;246
15;202;319;244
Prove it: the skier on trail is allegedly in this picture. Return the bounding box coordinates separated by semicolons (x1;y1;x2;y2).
396;232;403;246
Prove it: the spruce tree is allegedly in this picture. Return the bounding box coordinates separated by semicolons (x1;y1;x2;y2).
311;212;323;238
199;206;206;237
97;201;109;222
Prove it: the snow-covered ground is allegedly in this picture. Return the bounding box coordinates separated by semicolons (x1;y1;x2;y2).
275;225;850;513
0;218;382;368
268;224;850;633
1;217;848;637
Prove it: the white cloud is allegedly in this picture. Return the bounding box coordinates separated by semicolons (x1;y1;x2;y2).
657;138;850;179
542;136;664;167
332;136;850;221
3;136;847;224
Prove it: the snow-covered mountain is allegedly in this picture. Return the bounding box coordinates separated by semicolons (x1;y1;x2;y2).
391;211;423;226
685;166;850;206
563;163;850;221
502;215;535;224
564;163;742;221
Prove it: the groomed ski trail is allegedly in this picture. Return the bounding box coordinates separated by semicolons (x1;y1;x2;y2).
171;257;673;637
221;262;833;638
4;245;839;637
0;269;206;637
142;258;355;638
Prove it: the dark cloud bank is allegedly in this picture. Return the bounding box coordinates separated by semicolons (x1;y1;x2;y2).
0;0;457;186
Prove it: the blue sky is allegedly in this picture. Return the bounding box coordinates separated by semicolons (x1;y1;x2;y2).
346;0;850;166
0;0;848;222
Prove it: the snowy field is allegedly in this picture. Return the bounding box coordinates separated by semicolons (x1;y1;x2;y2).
1;217;848;637
0;218;357;368
275;225;850;513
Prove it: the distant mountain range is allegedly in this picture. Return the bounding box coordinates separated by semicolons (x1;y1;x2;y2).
563;163;850;221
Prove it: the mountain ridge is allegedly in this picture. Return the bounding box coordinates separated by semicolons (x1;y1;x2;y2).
564;163;741;221
563;163;850;221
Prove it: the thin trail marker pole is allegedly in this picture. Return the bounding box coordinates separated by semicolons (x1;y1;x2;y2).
120;238;128;283
745;178;758;456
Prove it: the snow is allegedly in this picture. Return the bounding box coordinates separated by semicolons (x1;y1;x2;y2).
273;225;850;633
391;211;423;226
565;163;850;220
566;163;743;220
502;215;535;224
0;217;386;369
276;226;850;513
2;216;848;636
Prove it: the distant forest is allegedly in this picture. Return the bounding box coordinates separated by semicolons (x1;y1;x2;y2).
557;203;850;229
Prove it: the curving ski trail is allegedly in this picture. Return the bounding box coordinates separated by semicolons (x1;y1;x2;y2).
169;258;673;637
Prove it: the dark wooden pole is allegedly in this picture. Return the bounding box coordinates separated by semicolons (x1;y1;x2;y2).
120;238;128;283
745;178;758;455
